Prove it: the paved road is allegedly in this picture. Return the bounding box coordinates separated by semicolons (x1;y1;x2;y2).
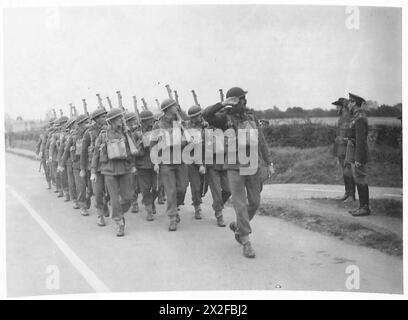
5;153;403;296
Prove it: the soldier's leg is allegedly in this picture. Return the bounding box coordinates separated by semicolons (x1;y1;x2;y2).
220;169;231;205
52;161;60;192
118;173;133;215
105;175;125;236
43;158;52;189
207;167;224;213
343;162;355;200
176;164;189;207
160;165;178;230
138;169;154;220
350;164;370;216
131;174;139;213
188;165;203;219
151;170;158;214
61;167;69;201
157;175;166;204
246;171;261;222
73;167;88;215
227;170;251;243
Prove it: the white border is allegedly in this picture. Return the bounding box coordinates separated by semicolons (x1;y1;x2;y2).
0;0;406;301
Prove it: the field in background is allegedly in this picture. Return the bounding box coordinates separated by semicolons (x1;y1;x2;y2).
268;116;401;126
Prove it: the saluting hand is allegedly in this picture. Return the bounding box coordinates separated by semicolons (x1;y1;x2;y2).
222;96;239;107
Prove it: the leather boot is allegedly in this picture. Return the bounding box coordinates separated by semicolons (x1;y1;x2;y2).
152;202;157;215
229;222;242;244
243;241;256;258
64;192;70;202
215;211;226;227
168;217;177;231
194;205;202;220
57;190;64;198
73;201;80;210
146;205;155;221
80;208;89;216
47;181;52;189
337;175;349;201
97;210;106;227
116;219;125;237
103;203;110;217
352;185;370;216
131;200;139;213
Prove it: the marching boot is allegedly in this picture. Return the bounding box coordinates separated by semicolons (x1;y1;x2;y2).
116;218;125;237
73;201;80;210
352;185;370;217
152;202;157;215
47;181;52;190
57;189;64;198
242;241;256;258
343;176;356;203
146;205;155;221
194;205;202;220
80;207;89;216
215;211;226;227
229;222;242;244
103;203;110;217
64;192;70;202
168;216;177;231
336;175;349;201
131;200;139;213
97;210;106;227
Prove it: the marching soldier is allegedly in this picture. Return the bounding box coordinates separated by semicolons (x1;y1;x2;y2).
332;98;355;202
44;123;58;190
151;98;189;231
203;87;274;258
57;117;74;202
92;108;137;236
37;120;54;189
133;110;158;221
82;108;110;226
60;114;90;216
346;93;371;216
125;112;141;214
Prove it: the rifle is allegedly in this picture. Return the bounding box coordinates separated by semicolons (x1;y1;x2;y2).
52;109;57;119
132;96;141;125
73;106;78;116
116;90;125;111
191;90;200;107
165;84;174;100
155;99;160;109
174;90;179;105
59;109;63;117
69;104;74;117
106;96;113;110
219;89;224;102
96;93;105;109
82;99;89;115
141;98;148;111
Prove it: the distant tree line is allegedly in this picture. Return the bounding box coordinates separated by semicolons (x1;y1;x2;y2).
253;103;402;119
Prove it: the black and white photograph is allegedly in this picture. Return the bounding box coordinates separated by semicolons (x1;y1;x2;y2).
0;0;405;300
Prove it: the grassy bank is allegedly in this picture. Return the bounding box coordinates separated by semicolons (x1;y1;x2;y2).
268;144;402;188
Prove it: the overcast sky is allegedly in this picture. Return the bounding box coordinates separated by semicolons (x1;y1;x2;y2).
3;5;402;120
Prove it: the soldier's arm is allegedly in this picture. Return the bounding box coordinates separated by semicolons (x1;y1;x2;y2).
57;136;66;162
91;134;102;174
202;103;228;129
354;117;368;164
45;137;51;159
35;136;43;155
80;131;91;171
48;135;56;160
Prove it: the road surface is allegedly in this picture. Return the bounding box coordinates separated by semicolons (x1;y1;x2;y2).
5;153;403;297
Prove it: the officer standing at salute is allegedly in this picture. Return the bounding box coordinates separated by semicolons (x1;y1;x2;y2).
332;97;356;203
60;114;90;216
346;93;371;217
133;109;158;221
92;108;137;237
81;107;110;226
125;112;141;214
151;98;189;231
203;87;274;258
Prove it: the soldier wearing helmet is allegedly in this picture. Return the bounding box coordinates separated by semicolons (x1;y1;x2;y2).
132;109;159;221
151;98;189;231
203;87;274;259
56;116;73;202
60;114;90;216
81;107;110;226
37;120;54;189
92;108;137;237
332;98;355;203
125;111;142;215
346;93;370;217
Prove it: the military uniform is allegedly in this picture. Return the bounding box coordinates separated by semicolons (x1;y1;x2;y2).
92;108;136;236
83;108;109;225
37;126;53;189
332;98;355;202
203;87;272;258
152;99;189;231
345;93;370;216
133;110;158;221
56;122;71;201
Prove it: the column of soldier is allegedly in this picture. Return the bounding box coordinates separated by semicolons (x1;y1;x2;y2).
36;87;370;259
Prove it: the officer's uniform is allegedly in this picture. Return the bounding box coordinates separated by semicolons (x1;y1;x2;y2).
133;110;158;221
93;108;136;236
345;93;370;216
61;114;90;216
203;87;272;258
332;98;355;202
151;99;189;231
83;108;110;225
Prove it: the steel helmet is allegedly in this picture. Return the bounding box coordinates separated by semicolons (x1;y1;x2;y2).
76;114;89;125
66;117;77;129
124;112;138;122
187;105;202;118
58;116;69;125
90;108;107;120
106;108;124;121
160;98;177;112
140;110;154;121
226;87;248;99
